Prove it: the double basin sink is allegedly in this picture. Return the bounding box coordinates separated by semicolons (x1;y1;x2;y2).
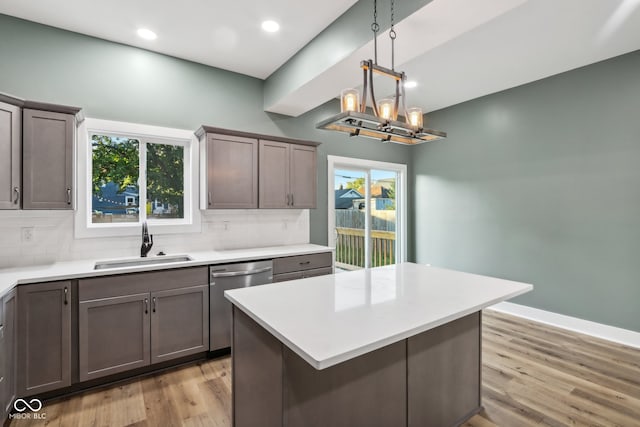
94;255;193;270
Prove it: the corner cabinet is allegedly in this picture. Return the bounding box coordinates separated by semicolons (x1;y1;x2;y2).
22;109;75;209
0;99;22;210
259;141;317;209
196;126;319;210
17;281;72;396
78;267;208;382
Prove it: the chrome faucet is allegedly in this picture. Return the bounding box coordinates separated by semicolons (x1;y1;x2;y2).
141;221;153;257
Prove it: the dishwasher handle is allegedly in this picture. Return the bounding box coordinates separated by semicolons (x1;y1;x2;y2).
211;266;272;278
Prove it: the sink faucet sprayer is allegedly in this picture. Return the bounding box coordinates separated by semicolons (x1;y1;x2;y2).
141;221;153;257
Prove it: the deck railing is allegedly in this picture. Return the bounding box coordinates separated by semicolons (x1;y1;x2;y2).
335;227;396;269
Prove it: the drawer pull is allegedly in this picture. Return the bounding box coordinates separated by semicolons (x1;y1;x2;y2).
299;261;311;265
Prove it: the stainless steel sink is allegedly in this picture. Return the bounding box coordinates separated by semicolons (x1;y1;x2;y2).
94;255;193;270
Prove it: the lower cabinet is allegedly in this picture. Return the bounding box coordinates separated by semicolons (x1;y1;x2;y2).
17;281;72;396
79;293;150;381
1;289;17;416
78;267;208;382
273;252;334;283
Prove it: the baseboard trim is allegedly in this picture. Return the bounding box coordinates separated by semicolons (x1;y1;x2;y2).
487;302;640;349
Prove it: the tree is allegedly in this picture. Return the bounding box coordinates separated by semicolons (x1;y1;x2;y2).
346;177;365;190
91;135;139;194
147;143;184;216
91;135;184;217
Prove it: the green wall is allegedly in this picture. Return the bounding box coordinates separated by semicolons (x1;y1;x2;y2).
412;50;640;332
0;14;412;247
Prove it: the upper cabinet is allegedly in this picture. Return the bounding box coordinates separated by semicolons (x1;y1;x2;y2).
259;140;317;209
199;133;258;209
196;126;319;210
0;93;82;211
0;98;21;210
23;108;76;209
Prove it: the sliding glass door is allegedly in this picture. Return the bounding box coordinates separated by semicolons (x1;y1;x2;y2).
328;156;406;271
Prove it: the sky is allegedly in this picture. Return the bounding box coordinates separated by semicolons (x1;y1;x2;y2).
334;169;396;189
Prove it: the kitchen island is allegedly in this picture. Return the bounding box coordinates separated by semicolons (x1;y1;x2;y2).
225;263;532;427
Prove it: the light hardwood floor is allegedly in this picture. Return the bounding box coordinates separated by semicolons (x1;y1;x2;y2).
10;310;640;427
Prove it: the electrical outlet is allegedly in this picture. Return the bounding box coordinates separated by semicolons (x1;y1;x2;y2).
21;227;35;242
223;221;230;231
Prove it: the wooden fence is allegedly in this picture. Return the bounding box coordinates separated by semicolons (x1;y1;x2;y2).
335;210;396;231
335;227;396;269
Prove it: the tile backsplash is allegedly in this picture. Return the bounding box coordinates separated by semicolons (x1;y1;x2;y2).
0;209;309;269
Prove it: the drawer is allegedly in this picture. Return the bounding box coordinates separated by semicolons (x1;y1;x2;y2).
273;266;333;283
273;252;332;275
79;266;208;301
303;267;333;278
272;271;304;283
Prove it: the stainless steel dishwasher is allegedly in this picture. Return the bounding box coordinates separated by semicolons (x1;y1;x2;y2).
209;259;273;351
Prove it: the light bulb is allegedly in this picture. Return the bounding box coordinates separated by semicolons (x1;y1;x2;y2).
378;99;394;120
340;89;359;113
406;107;423;128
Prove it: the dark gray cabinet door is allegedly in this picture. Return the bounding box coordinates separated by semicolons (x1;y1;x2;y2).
79;293;151;382
206;134;258;209
150;285;208;364
22;109;74;209
0;102;21;210
259;140;290;208
289;144;317;208
2;289;17;415
17;281;71;396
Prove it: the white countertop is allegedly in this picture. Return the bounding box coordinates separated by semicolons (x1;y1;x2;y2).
0;244;333;296
225;263;533;370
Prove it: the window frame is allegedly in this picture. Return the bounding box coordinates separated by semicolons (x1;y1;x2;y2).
75;118;200;238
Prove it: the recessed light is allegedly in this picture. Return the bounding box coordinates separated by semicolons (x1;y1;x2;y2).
404;81;418;89
137;28;157;40
261;20;280;33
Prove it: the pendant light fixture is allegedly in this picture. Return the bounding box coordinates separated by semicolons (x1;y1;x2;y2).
316;0;446;145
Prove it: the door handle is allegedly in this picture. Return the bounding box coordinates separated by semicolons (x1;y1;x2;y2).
63;287;68;305
144;298;149;314
152;297;157;313
66;188;72;205
210;266;272;278
13;187;19;204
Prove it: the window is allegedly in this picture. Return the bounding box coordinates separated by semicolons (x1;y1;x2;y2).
327;156;407;270
75;119;199;238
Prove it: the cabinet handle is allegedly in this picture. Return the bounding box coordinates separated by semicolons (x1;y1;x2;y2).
208;192;212;206
291;194;294;206
66;188;72;205
63;287;68;305
13;187;20;204
144;298;149;314
152;297;157;313
299;261;311;266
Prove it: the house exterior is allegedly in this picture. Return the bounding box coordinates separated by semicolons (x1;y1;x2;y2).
334;188;363;209
92;182;139;215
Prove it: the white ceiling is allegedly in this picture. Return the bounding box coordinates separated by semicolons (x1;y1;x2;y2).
1;0;640;116
0;0;357;79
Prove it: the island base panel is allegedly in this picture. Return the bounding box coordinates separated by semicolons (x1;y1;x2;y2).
408;311;481;427
282;340;406;427
232;307;481;427
232;308;283;427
